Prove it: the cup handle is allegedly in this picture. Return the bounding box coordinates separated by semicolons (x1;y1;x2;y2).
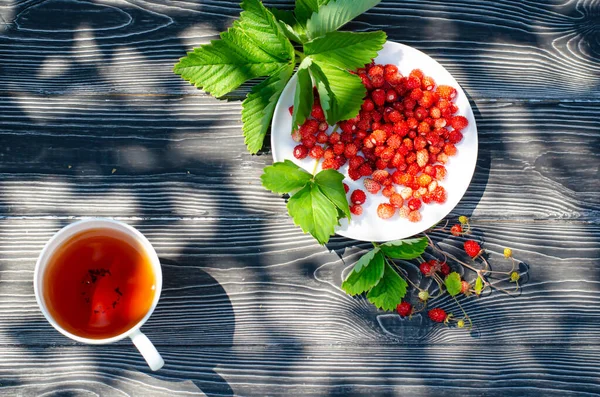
129;329;164;371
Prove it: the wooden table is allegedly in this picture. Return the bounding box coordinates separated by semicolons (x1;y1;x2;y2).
1;0;599;395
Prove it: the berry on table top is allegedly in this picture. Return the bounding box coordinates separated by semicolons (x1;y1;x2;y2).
464;240;482;258
350;189;367;205
450;224;462;236
428;308;448;323
396;302;412;317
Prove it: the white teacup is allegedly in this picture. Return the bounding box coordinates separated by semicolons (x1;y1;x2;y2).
33;218;164;371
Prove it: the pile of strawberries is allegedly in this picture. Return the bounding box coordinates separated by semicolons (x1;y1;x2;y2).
291;63;469;222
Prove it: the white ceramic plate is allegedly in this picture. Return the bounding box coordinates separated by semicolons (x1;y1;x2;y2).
271;41;478;242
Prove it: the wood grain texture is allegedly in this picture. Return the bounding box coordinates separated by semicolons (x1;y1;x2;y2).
0;0;599;395
0;219;598;348
1;346;600;397
0;0;598;98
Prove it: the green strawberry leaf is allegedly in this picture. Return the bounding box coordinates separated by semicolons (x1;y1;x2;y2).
367;263;408;311
287;182;338;244
261;160;312;194
291;59;314;129
304;31;386;71
174;0;294;97
474;276;484;295
309;61;365;125
445;272;462;296
379;237;428;259
242;63;295;153
314;168;351;220
306;0;381;40
295;0;331;25
341;248;384;295
270;8;306;43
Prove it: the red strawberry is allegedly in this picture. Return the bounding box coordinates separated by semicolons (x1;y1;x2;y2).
436;85;457;100
428;308;448;323
372;169;390;184
350;204;363;216
450;115;469;130
419;261;434;276
461;280;470;294
343;183;349;193
377;203;396;219
450;224;462;236
464;240;481;258
293;145;308;159
407;210;421;223
440;262;450;276
350;189;367;205
407;198;422;211
396;302;413;317
364;178;381;194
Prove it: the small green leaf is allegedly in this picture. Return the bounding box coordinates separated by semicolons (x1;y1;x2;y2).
306;0;381;40
287;183;338;244
242;63;295;153
174;0;294;97
314;169;351;220
261;160;312;193
474;276;484;294
304;31;386;71
309;61;365;124
367;263;408;311
445;272;462;296
379;237;428;259
292;60;314;128
341;249;384;295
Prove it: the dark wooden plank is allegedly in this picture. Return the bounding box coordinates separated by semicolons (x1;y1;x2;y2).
0;95;597;220
0;0;598;98
1;345;599;396
0;219;598;346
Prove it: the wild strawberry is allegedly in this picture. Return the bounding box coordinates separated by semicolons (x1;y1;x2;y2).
358;163;373;177
311;104;325;121
398;205;410;218
406;163;420;176
371;89;386;106
418;290;430;301
431;185;447;203
362;98;375;112
348;167;362;181
396;301;412;317
321;158;338;170
450;224;462;236
416;149;429;168
368;64;384;78
377;203;396;219
309;145;324;159
459;215;469;224
291;129;302;142
344;143;359;158
461;280;470;294
406;75;421;90
386;89;398;103
449;130;463;144
450;115;469;130
302;135;316;149
359;73;373;91
504;248;513;258
389;193;403;207
318;121;328;131
408;210;422;223
350;204;363;216
293;145;308;159
440;262;450;276
384;64;398;75
417;174;432;188
343;183;349;193
407;198;422;211
409;88;423;101
351;189;367;205
349;156;365;170
434;165;447;180
418;91;436;108
382;184;396;198
288;105;294;116
414;107;428;121
420;261;434;276
418;121;431;134
421;75;436;91
464;240;481;258
370;129;387;146
364;178;381;194
428;308;447;323
409;69;424;80
444;143;457;156
316;132;329;144
370;170;388;185
436;85;457;100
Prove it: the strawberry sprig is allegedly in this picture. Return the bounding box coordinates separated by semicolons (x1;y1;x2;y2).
342;216;528;328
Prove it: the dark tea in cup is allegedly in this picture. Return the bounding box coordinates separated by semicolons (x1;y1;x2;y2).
42;228;157;339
